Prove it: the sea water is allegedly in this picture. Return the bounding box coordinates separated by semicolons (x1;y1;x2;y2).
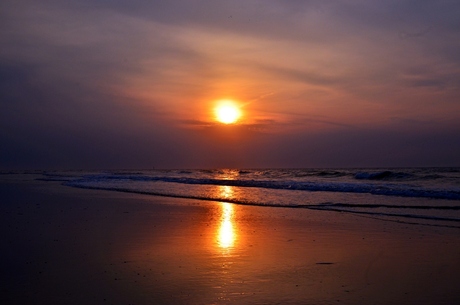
40;168;460;228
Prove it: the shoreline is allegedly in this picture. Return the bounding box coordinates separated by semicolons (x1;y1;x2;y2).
1;176;460;304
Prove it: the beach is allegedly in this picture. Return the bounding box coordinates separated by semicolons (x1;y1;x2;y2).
1;175;460;305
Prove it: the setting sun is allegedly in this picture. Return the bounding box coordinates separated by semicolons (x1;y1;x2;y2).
215;101;241;124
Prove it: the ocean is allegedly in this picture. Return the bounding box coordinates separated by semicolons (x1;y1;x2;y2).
39;167;460;228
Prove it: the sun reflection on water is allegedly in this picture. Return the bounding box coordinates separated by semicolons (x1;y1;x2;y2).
220;185;233;199
218;202;235;249
217;186;237;249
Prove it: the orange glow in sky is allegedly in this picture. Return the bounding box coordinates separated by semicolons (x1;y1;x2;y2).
3;0;460;169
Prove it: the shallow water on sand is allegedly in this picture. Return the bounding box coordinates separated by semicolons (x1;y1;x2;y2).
35;167;460;228
2;176;460;304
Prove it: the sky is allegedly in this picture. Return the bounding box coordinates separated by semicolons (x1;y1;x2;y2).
1;0;460;169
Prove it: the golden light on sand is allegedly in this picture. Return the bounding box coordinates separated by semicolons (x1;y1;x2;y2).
218;202;235;249
215;100;241;124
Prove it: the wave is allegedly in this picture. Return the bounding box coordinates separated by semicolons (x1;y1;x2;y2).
64;183;460;224
354;170;414;180
353;169;460;181
37;177;76;182
291;170;347;178
312;202;460;210
307;206;460;224
67;174;460;200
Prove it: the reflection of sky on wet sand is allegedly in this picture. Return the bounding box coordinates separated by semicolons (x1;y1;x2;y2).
7;180;460;304
101;192;460;305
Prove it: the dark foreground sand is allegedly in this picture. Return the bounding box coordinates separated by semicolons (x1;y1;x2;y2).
1;175;460;305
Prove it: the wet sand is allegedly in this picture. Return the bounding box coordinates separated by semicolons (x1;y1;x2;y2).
1;175;460;304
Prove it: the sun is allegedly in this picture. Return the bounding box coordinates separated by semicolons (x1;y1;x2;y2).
215;101;241;124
